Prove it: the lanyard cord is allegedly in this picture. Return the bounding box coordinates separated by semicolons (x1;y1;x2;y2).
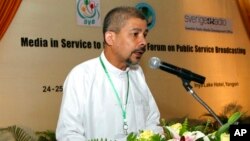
99;56;129;122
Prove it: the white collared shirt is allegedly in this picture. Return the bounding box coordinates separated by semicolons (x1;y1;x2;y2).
56;52;163;141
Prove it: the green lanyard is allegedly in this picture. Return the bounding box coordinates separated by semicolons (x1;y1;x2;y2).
99;56;130;135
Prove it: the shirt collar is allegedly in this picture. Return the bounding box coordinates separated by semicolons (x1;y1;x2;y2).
100;52;129;77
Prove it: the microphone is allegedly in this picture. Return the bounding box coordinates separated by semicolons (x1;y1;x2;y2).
149;57;206;84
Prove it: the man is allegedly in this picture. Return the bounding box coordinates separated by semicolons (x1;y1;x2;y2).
56;6;163;141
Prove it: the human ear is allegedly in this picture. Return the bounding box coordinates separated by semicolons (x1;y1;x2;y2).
104;31;115;46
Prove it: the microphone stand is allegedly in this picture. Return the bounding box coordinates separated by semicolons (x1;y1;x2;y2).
182;79;223;126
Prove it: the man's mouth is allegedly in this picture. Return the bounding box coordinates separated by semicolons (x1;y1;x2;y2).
133;47;146;57
132;51;144;59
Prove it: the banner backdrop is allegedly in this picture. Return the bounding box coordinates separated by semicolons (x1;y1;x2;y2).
0;0;249;131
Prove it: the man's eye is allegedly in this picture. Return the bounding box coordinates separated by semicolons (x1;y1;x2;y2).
133;32;139;36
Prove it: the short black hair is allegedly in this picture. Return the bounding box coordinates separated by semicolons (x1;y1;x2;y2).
103;6;147;38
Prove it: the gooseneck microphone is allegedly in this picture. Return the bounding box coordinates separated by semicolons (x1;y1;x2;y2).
149;57;224;126
149;57;206;84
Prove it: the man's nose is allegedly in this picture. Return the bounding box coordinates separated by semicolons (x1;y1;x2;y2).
139;36;147;46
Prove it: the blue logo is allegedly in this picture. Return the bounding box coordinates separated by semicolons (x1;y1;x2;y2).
135;3;156;30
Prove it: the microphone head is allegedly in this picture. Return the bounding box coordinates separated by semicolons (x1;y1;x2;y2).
149;57;161;69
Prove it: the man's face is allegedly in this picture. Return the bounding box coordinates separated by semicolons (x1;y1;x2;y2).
112;17;148;65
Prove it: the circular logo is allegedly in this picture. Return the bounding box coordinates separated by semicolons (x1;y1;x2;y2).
135;3;156;30
77;0;100;25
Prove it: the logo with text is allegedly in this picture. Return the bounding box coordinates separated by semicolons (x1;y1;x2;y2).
230;124;250;141
185;14;233;33
76;0;100;26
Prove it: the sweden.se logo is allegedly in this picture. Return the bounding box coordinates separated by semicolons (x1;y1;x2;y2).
230;124;250;141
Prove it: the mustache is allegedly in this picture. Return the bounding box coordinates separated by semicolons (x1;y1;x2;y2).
131;46;146;53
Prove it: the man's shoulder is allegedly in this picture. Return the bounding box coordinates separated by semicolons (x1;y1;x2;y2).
70;57;100;74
